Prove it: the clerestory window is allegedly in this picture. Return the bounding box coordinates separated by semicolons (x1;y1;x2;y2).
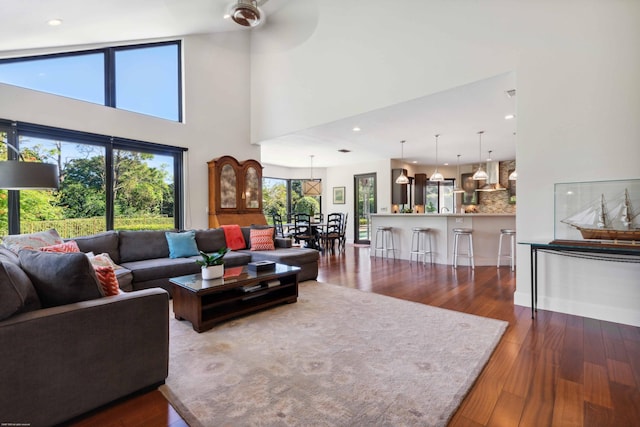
0;41;182;122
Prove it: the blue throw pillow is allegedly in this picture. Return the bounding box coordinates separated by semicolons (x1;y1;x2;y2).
165;231;199;259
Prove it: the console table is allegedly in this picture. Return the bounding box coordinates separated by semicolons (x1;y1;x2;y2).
520;241;640;319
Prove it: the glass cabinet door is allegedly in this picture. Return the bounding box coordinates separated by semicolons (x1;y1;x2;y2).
220;163;237;209
244;166;260;209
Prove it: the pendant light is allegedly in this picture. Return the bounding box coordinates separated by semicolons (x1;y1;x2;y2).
453;154;464;193
302;155;322;196
472;131;488;180
429;134;444;182
508;132;517;180
395;140;410;184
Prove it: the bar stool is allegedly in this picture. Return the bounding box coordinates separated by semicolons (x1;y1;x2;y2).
409;227;433;264
373;226;396;259
497;228;516;271
452;228;474;269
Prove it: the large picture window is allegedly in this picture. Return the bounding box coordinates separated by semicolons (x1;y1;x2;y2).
0;120;185;237
263;177;322;224
0;41;182;122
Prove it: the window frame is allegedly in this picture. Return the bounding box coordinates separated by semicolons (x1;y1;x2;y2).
0;119;186;235
0;40;183;122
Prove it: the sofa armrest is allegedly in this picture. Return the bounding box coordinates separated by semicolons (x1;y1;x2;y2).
275;237;293;248
0;288;169;427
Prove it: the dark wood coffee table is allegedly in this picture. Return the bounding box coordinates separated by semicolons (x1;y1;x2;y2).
169;263;300;332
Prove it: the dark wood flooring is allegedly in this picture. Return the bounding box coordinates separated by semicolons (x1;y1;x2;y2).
69;245;640;426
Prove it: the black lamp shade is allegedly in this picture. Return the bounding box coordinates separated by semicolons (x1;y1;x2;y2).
0;161;59;190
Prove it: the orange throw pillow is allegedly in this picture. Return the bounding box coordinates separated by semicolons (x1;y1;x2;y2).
93;265;120;296
250;228;275;251
220;224;246;250
39;240;81;253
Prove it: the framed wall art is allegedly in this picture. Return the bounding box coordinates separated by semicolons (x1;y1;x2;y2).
333;186;346;204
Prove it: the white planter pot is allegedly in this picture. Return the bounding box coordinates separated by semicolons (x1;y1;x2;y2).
201;264;223;280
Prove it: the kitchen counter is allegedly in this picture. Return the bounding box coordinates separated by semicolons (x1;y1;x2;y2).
370;213;516;266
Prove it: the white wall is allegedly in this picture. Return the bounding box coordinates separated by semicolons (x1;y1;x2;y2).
0;32;257;230
250;1;640;325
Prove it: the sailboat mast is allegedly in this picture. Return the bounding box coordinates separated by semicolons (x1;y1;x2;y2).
597;194;607;228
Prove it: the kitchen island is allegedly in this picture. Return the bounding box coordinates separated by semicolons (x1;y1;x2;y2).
370;213;516;266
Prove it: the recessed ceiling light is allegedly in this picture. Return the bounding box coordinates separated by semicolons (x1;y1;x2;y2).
504;114;515;120
352;126;361;132
48;19;63;26
338;149;351;153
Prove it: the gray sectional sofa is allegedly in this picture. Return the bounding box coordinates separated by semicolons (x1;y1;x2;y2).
72;226;319;293
0;225;318;426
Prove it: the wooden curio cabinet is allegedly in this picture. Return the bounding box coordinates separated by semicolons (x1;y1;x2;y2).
207;155;267;227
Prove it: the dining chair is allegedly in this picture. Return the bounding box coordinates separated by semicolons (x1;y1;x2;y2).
320;213;342;254
272;213;292;238
293;213;318;249
338;212;348;251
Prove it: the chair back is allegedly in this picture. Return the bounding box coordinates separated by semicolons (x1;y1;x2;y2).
272;213;284;237
325;213;342;236
340;212;348;236
293;213;312;238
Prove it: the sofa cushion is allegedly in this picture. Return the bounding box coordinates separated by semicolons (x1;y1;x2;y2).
220;225;246;250
39;240;81;253
119;230;172;263
18;250;103;308
165;231;199;258
249;228;276;251
115;268;133;292
72;231;120;263
120;257;201;283
0;246;20;264
240;247;320;266
0;260;41;320
194;228;226;253
1;229;63;254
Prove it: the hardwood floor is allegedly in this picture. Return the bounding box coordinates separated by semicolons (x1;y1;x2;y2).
69;245;640;426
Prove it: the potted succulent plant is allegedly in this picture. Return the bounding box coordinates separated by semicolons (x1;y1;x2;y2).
196;248;230;280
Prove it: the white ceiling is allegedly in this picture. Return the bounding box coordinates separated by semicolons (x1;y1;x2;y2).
259;72;517;168
1;1;517;169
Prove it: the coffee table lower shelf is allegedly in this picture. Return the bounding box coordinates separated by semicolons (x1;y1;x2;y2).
169;264;300;332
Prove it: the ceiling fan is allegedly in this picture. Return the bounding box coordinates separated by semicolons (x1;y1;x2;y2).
226;0;269;28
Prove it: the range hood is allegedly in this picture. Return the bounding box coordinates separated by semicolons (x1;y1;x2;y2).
477;161;507;191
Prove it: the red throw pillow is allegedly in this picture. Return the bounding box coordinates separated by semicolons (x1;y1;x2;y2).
250;228;275;251
93;265;120;296
220;224;246;250
39;240;81;253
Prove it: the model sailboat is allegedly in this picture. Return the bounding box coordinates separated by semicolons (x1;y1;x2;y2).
562;189;640;241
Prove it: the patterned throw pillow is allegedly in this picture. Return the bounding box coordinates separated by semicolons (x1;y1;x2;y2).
249;228;275;251
87;252;121;270
1;229;64;254
93;265;120;296
39;240;81;253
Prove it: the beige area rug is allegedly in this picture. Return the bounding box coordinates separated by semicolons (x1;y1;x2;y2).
160;281;507;427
